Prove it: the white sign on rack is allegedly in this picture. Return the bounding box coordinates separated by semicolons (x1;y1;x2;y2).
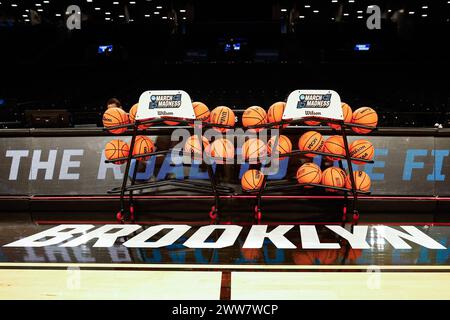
135;90;196;121
283;89;343;121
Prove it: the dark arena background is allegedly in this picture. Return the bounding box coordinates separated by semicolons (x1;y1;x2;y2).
0;0;450;306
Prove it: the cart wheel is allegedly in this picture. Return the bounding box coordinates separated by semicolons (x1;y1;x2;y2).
129;205;135;222
254;206;262;220
342;206;347;221
209;206;218;220
352;211;360;222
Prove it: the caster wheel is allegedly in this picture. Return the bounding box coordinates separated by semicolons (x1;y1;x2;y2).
129;205;135;221
209;206;217;220
342;207;347;221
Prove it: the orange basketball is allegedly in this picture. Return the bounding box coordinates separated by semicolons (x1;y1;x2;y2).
242;106;267;132
132;136;155;161
351;107;378;134
267;135;292;159
267;102;287;128
349;139;374;165
292;251;315;265
345;171;371;192
192;101;210;125
102;107;129;134
321;167;346;191
328;102;353;130
210;106;235;132
323;135;346;161
184;135;209;159
104;139;130;165
298;131;324;158
296;163;322;185
210;138;235;161
241;169;265;191
242;138;267;162
129;103;150;130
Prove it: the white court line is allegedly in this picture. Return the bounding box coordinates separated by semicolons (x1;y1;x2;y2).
0;262;449;270
231;272;450;300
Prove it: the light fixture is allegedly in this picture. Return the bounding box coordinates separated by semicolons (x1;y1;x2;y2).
95;7;100;10
156;6;162;9
349;0;355;3
154;11;160;14
281;8;287;12
35;3;41;6
11;3;18;7
357;15;363;19
105;17;111;21
343;13;349;16
422;14;427;17
313;10;319;13
145;14;150;17
119;15;124;18
179;9;186;13
56;13;61;17
408;11;415;15
304;5;311;8
299;15;305;19
113;1;119;4
182;17;186;20
422;6;428;9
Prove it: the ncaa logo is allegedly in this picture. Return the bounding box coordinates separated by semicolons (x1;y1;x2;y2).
149;95;157;109
298;94;307;108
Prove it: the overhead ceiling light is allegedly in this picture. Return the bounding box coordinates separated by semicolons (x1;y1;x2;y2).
95;7;100;10
43;0;49;3
357;10;363;13
105;17;111;21
130;1;136;4
182;17;186;20
87;0;92;2
304;5;311;8
162;16;168;19
388;9;392;12
343;13;349;16
25;19;30;22
113;1;119;4
408;11;415;15
22;14;28;17
154;11;160;14
422;6;428;9
299;15;305;19
331;0;338;3
281;8;287;12
348;0;355;3
422;14;427;17
145;14;150;17
357;15;363;19
179;9;186;13
56;13;61;17
11;3;18;7
35;3;41;6
119;15;124;18
37;8;43;12
105;12;111;15
313;10;319;13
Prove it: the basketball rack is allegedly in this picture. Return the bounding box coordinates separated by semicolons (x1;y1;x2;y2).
103;90;236;223
241;90;377;224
